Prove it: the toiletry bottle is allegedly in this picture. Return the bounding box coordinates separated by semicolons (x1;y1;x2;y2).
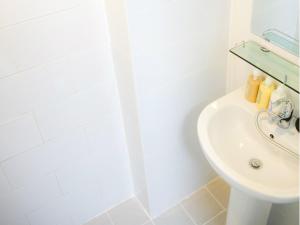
268;83;286;113
256;76;275;110
245;69;262;102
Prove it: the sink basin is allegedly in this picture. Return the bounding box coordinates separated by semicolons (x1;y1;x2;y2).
197;88;299;225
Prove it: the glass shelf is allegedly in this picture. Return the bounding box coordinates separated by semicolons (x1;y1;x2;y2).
230;41;299;93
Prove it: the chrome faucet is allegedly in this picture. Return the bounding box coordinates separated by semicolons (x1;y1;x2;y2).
268;98;294;129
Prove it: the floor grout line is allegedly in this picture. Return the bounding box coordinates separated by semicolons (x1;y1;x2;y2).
179;203;199;225
84;177;229;225
146;179;219;222
135;197;152;220
84;195;135;225
135;198;155;225
205;176;221;187
202;209;227;225
205;186;226;210
106;212;116;225
141;220;154;225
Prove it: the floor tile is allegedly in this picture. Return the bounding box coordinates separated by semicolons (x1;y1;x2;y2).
181;188;223;225
207;178;230;208
205;211;227;225
143;222;154;225
84;213;113;225
108;198;149;225
154;206;194;225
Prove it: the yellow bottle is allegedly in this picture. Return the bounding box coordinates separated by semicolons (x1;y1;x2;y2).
245;69;262;102
256;76;275;110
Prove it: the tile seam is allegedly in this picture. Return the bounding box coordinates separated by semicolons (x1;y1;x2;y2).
179;203;199;225
202;209;227;225
205;187;226;209
0;3;81;31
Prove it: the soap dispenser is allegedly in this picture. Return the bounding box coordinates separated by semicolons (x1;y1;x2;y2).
245;69;262;102
256;76;275;110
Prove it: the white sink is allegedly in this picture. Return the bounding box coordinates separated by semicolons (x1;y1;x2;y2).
197;88;299;225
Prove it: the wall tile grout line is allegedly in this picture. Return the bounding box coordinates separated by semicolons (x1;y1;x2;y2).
0;143;44;165
53;172;65;196
0;164;14;190
31;111;45;144
0;51;74;81
0;3;81;31
0;141;45;164
0;112;33;127
0;44;107;82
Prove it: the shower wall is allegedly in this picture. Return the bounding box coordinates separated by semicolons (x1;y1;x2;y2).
0;0;133;225
125;0;231;216
104;0;150;211
3;0;293;224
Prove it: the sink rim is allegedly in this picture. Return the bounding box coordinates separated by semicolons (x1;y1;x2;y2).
197;88;299;203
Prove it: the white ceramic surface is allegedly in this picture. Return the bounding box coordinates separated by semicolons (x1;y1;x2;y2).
197;88;299;204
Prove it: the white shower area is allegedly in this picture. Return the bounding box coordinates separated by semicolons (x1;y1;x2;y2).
0;0;297;225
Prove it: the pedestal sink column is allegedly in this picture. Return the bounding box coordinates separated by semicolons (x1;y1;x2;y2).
226;188;272;225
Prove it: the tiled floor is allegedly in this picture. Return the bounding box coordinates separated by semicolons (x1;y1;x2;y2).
84;177;230;225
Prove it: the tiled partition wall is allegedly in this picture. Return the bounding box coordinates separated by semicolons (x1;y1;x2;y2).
104;0;150;211
125;0;231;217
0;0;133;225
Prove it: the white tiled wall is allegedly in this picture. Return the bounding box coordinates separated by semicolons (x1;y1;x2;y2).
0;0;81;28
0;0;133;225
126;0;231;217
104;0;150;211
0;115;42;161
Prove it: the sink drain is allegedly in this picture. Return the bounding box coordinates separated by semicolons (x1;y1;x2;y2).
249;158;263;169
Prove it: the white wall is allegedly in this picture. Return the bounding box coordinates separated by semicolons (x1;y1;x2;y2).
104;0;150;211
227;1;299;225
0;1;133;225
1;0;296;224
252;0;299;40
125;0;231;217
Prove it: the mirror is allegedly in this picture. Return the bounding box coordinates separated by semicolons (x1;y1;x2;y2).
251;0;299;56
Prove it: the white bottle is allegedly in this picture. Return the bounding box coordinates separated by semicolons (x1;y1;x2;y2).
268;83;287;114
